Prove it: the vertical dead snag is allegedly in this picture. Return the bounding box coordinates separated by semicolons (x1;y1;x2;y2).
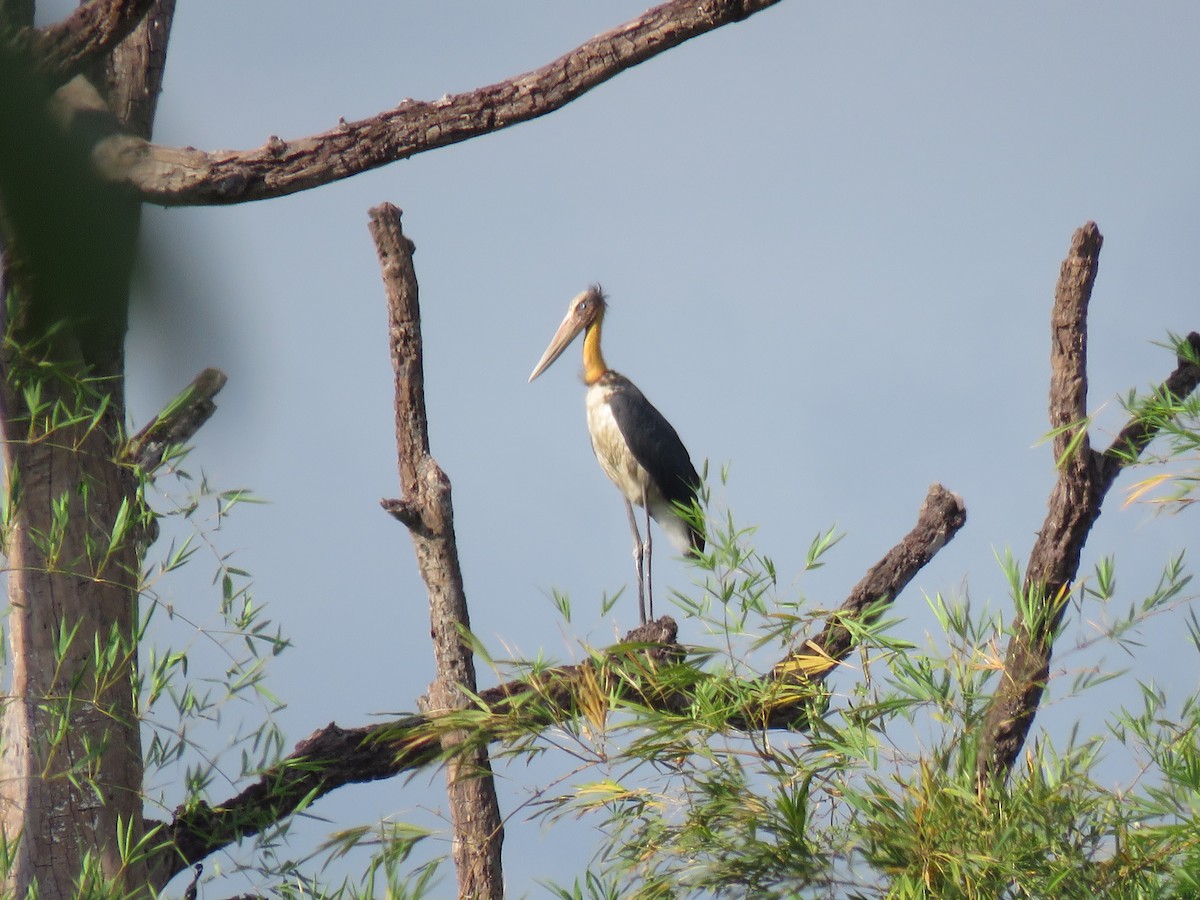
370;204;504;899
977;223;1200;785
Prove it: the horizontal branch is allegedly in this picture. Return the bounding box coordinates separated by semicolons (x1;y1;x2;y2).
150;486;962;881
770;483;967;688
85;0;784;205
153;618;678;883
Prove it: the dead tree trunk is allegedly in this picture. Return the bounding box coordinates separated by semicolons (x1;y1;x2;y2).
0;399;147;893
0;3;175;894
372;204;505;899
976;223;1200;784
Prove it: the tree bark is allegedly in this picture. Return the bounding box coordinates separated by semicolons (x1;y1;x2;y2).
976;223;1200;784
371;204;505;899
80;0;787;206
98;0;173;141
6;0;157;82
0;401;147;894
771;484;966;686
0;3;174;895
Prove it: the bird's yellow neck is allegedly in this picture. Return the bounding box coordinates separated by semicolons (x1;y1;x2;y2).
582;317;608;385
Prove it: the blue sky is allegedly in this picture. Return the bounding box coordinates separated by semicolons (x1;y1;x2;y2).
52;1;1200;893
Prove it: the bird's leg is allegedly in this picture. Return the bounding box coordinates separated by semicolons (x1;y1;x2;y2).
184;863;202;900
625;499;646;624
642;488;654;621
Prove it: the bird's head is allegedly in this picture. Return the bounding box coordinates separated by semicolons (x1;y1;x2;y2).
528;284;607;382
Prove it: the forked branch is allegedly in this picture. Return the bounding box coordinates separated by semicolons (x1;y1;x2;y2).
977;222;1200;784
370;204;504;899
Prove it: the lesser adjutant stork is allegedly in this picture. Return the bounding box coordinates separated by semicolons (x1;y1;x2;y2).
529;285;704;623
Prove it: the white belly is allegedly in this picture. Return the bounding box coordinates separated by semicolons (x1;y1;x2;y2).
584;384;693;553
586;386;650;505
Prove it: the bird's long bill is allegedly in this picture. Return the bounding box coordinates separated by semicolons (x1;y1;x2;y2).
528;311;586;382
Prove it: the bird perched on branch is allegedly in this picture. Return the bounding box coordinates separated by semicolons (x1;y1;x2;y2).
529;285;704;623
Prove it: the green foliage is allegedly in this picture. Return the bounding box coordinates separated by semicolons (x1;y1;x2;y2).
0;279;309;892
131;448;303;880
1116;333;1200;512
128;434;434;896
2;157;1196;900
1123;408;1200;513
239;820;441;899
518;492;1200;898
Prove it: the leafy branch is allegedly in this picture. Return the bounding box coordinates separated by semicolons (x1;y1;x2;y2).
151;482;965;883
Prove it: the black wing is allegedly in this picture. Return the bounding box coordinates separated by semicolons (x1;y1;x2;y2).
605;372;703;550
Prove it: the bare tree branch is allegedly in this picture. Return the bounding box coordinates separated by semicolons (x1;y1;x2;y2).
770;484;967;688
1047;224;1101;453
380;496;424;530
150;487;962;881
977;223;1200;784
370;203;504;899
5;0;155;82
154;715;441;884
121;367;227;472
86;0;785;206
